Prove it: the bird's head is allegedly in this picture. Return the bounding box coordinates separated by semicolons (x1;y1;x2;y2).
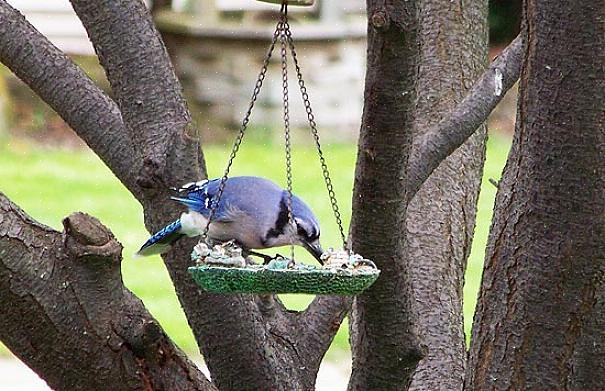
293;214;324;263
262;192;324;263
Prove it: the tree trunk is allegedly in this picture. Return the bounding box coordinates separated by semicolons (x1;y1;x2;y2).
467;1;605;389
348;0;487;389
0;1;347;389
408;1;487;390
348;1;424;389
0;0;518;388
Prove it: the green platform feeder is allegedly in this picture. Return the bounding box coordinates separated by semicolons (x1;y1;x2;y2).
184;4;379;296
188;243;380;295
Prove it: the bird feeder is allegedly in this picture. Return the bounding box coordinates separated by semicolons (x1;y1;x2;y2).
187;1;380;295
188;242;379;295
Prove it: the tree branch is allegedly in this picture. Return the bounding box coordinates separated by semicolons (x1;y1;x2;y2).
0;192;214;391
406;33;525;199
0;1;140;195
348;2;427;388
298;296;352;364
69;0;204;186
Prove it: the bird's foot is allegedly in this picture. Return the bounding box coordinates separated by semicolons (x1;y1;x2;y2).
247;250;275;265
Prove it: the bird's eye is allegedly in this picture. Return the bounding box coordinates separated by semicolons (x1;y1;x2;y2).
297;225;307;238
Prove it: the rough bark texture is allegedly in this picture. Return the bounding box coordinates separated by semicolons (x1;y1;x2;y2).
348;1;425;390
0;0;503;388
0;193;213;390
68;0;194;165
69;1;347;389
407;1;487;390
348;1;488;390
467;1;605;389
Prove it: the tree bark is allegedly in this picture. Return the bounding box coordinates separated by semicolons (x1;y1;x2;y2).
467;1;605;389
0;0;505;389
349;1;488;390
0;193;213;391
407;32;523;199
348;1;425;390
407;1;487;390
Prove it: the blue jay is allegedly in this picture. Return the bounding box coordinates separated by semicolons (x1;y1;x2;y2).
137;176;324;263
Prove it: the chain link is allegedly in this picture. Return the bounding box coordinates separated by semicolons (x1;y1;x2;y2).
203;22;282;239
284;21;348;249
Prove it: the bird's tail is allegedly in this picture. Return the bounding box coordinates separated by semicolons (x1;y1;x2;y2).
136;219;185;257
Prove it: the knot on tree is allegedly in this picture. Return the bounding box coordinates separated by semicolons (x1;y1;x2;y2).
370;10;390;31
62;212;122;265
137;156;165;191
117;314;164;358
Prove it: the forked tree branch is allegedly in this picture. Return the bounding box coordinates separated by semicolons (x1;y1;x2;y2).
407;33;525;198
0;1;140;196
1;0;351;387
299;296;352;364
0;192;214;391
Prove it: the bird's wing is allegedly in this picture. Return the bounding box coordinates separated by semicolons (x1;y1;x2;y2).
172;176;284;225
171;179;240;223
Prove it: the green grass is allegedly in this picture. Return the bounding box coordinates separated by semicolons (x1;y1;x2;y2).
0;134;510;358
463;132;510;340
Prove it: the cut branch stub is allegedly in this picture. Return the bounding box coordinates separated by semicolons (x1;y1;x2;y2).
63;212;122;264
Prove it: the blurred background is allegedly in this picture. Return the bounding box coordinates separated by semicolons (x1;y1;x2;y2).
0;0;520;389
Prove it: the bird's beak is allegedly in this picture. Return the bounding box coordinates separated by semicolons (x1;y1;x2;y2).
302;239;324;264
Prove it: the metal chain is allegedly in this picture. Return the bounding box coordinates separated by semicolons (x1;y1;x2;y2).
203;22;282;239
279;5;295;260
283;21;348;249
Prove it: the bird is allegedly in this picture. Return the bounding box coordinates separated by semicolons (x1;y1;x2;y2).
136;176;324;264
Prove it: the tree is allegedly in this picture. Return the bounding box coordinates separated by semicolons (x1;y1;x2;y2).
2;0;598;390
348;1;488;389
466;1;605;389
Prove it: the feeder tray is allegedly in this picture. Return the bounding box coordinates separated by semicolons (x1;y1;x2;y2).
188;243;380;295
